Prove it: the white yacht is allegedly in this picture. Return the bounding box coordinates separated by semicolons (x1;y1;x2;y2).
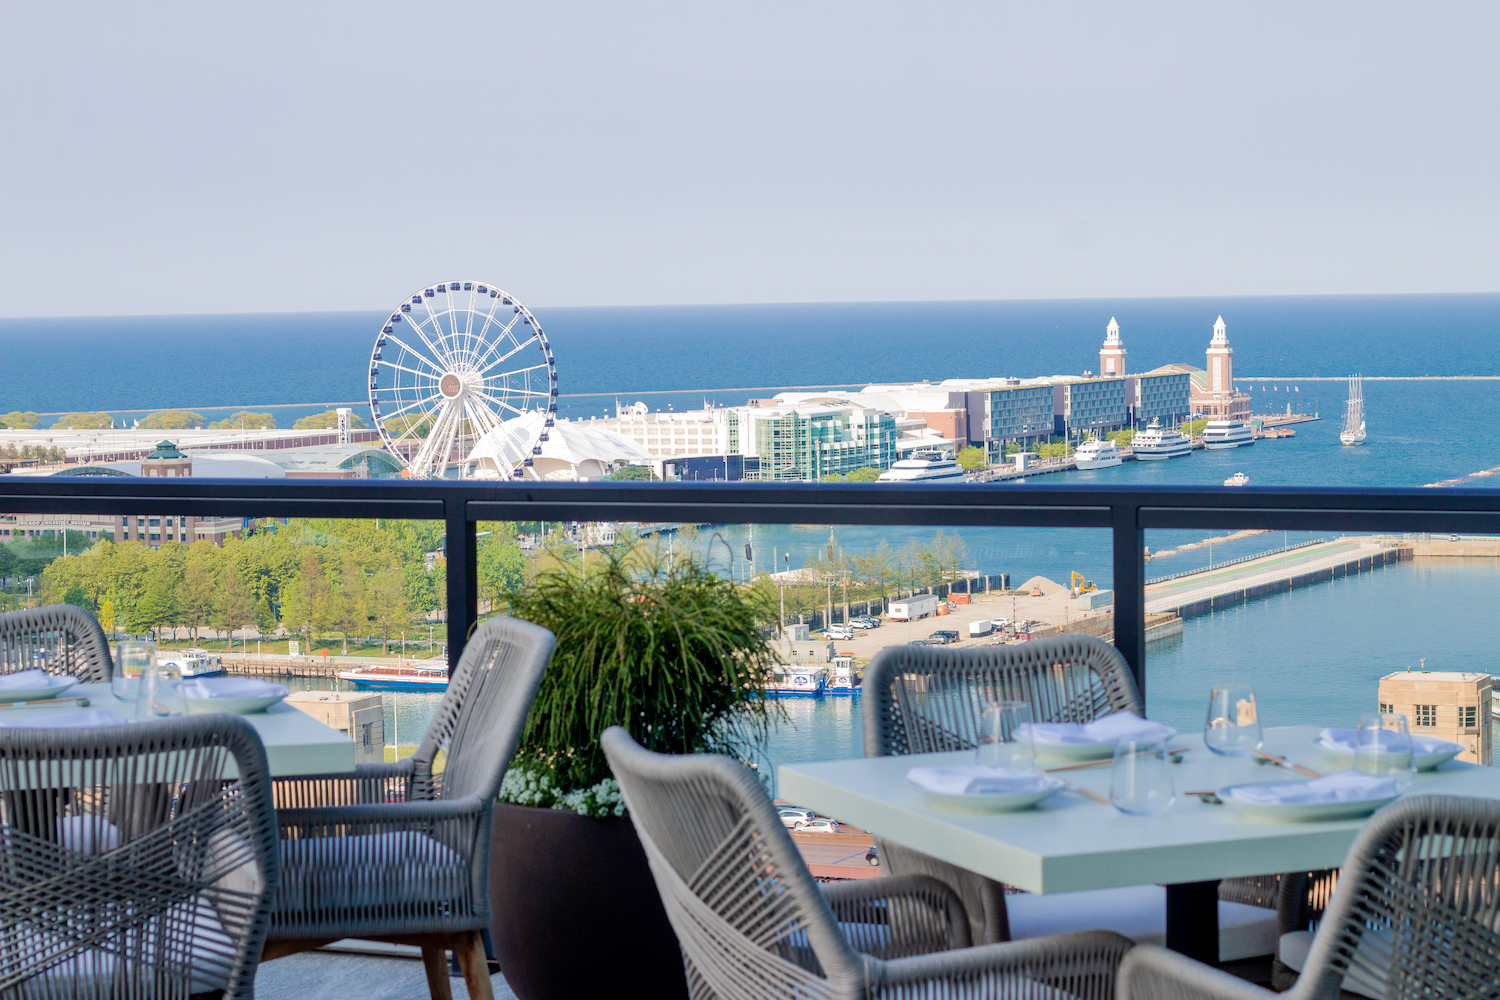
1224;472;1250;487
1201;420;1256;450
1072;439;1123;470
877;453;967;483
1130;419;1193;460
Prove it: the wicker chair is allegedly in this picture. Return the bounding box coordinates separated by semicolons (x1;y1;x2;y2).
1119;795;1500;1000
600;726;1134;1000
0;715;280;998
0;604;113;682
862;635;1278;961
264;616;554;1000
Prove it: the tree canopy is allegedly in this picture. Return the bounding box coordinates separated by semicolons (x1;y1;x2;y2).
210;411;277;429
139;410;207;430
294;410;368;430
51;412;113;430
955;446;987;471
605;464;658;481
0;411;43;429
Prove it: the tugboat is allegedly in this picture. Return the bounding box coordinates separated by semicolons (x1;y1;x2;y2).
825;658;860;696
1223;472;1250;487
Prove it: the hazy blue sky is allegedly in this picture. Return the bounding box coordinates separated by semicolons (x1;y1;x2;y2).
2;2;1496;317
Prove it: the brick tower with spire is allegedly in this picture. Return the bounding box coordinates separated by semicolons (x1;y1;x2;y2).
1206;315;1233;393
1100;317;1126;378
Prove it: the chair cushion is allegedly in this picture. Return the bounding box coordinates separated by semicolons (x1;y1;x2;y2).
1278;929;1388;1000
1006;885;1277;961
277;830;467;913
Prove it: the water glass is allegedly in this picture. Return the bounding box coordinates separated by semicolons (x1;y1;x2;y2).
1109;739;1177;816
977;700;1034;771
113;641;154;703
135;658;186;720
1204;686;1264;757
1354;712;1417;791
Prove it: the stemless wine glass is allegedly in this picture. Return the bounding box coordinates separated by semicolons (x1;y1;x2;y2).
977;700;1034;771
1354;712;1417;792
1110;739;1177;815
1204;685;1263;757
113;640;154;703
134;658;186;720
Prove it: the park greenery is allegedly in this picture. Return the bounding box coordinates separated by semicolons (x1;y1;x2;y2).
604;464;658;481
0;412;44;430
211;411;277;429
818;467;880;482
1;444;66;463
1180;418;1208;436
956;446;987;471
295;410;368;430
51;412;114;430
139;410;209;430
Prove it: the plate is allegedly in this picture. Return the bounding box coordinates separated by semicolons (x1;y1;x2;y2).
0;675;79;703
176;680;289;715
911;780;1065;813
1216;784;1399;823
1313;740;1463;773
1029;727;1179;764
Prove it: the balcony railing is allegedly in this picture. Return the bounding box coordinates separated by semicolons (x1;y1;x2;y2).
4;477;1499;704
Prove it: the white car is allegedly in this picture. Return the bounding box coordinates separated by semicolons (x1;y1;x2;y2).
797;818;841;834
850;617;879;630
823;624;855;640
777;806;815;829
991;618;1011;629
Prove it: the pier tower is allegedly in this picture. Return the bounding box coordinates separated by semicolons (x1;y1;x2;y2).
1206;316;1233;393
1100;318;1126;378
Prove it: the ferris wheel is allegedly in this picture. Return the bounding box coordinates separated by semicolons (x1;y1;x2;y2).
368;281;558;479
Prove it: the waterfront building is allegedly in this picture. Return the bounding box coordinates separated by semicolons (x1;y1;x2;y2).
0;425;383;466
1377;670;1493;765
1128;370;1194;428
1152;317;1253;421
741;403;900;481
594;401;743;460
466;412;651;481
1058;376;1129;437
1100;318;1126;378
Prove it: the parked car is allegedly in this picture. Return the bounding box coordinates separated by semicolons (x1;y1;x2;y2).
927;630;960;645
823;624;855;640
990;618;1011;629
865;846;880;867
908;639;931;646
798;818;840;834
777;806;815;829
851;616;880;629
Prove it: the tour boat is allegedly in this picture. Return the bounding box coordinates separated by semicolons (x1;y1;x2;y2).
1202;420;1256;450
1072;439;1123;470
1130;419;1193;460
877;452;967;483
1224;472;1250;487
825;660;860;696
1341;375;1366;446
765;666;828;697
338;663;449;691
161;650;225;678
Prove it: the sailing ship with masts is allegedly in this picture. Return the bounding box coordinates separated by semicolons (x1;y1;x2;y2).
1340;375;1366;446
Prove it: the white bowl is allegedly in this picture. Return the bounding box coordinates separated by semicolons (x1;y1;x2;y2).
910;777;1066;813
0;675;79;704
1217;784;1399;823
176;680;289;715
1030;728;1179;765
1313;739;1463;773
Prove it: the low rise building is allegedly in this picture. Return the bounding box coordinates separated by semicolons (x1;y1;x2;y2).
1377;670;1492;765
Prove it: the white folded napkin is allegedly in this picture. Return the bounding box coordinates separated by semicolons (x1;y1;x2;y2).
906;765;1062;796
1315;727;1459;756
0;709;122;729
178;677;288;700
1018;710;1175;746
0;669;71;690
1226;770;1399;805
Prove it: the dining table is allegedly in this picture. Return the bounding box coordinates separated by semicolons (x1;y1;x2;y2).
778;724;1500;964
0;681;358;777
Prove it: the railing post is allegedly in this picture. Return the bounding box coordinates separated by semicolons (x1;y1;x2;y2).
445;497;478;669
1112;501;1146;705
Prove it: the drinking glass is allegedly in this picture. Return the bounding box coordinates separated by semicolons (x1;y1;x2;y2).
1109;739;1177;815
1354;712;1417;792
977;700;1034;771
1204;685;1263;757
135;658;186;720
113;640;154;703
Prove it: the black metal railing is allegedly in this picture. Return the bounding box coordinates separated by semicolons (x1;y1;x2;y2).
5;477;1499;704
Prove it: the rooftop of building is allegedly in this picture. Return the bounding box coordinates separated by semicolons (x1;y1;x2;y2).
1379;670;1493;683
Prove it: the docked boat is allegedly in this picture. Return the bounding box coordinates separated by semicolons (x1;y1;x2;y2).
1202;420;1256;450
1224;472;1250;487
338;663;449;691
1341;375;1366;446
825;659;860;696
877;452;967;483
1073;438;1123;470
1131;419;1193;460
766;665;828;697
161;649;225;678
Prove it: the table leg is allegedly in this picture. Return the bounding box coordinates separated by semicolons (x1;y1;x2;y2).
1165;880;1220;964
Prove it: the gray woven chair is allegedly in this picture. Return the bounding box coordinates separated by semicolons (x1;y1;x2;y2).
601;725;1134;1000
0;714;280;999
264;616;554;1000
0;604;113;682
862;635;1278;961
1119;795;1500;1000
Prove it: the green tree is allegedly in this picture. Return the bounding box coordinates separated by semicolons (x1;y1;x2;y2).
956;446;987;471
211;563;255;652
134;562;181;640
604;464;657;481
366;566;410;655
331;555;367;654
62;579;90;610
210;411;277;430
294;410;367;430
139;410;208;430
1180;418;1207;436
0;411;43;429
477;536;525;609
97;596;118;634
845;467;880;482
819;472;846;482
254;594;277;635
51;412;113;430
177;551;218;643
280;552;334;651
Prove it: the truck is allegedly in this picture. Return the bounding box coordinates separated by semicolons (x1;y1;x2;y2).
888;594;939;621
967;620;994;637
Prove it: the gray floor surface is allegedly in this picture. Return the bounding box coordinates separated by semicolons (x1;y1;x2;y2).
254;952;519;1000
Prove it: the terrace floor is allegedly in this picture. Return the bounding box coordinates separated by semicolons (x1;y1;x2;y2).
255;948;518;1000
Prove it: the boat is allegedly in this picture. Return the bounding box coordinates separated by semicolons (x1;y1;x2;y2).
1224;472;1250;487
765;665;828;696
1130;419;1193;460
877;452;967;483
825;659;860;696
1072;438;1123;470
1201;420;1256;450
160;650;225;678
1340;375;1366;445
338;663;449;691
183;648;225;677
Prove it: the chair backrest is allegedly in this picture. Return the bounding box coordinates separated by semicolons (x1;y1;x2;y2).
601;726;865;1000
409;615;555;803
862;634;1140;757
1294;795;1500;1000
0;714;280;999
0;604;113;683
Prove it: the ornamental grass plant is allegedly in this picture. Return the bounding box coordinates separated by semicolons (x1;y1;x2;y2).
501;544;778;816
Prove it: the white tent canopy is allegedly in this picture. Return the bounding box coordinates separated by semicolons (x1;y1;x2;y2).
465;412;652;481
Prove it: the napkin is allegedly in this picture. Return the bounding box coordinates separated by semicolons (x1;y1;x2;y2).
1315;728;1459;757
0;709;122;729
906;765;1061;796
179;677;288;700
0;669;70;690
1226;770;1400;805
1018;710;1175;746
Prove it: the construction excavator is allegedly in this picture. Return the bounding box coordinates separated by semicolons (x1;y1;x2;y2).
1070;572;1097;597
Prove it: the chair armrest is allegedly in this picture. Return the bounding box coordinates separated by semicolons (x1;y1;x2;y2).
822;873;971;956
870;930;1134;1000
1118;944;1275;1000
272;759;416;808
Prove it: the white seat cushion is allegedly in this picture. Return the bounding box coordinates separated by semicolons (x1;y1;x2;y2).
1007;885;1277;962
278;830;466;912
1278;929;1388;1000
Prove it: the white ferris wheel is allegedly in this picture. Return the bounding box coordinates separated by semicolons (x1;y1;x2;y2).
368;281;557;479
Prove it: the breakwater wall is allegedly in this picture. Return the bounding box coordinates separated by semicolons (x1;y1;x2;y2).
1163;545;1413;620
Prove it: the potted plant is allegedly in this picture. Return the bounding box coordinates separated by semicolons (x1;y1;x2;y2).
489;544;777;1000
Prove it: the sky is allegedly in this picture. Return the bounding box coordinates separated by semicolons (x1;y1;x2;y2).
2;2;1497;317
